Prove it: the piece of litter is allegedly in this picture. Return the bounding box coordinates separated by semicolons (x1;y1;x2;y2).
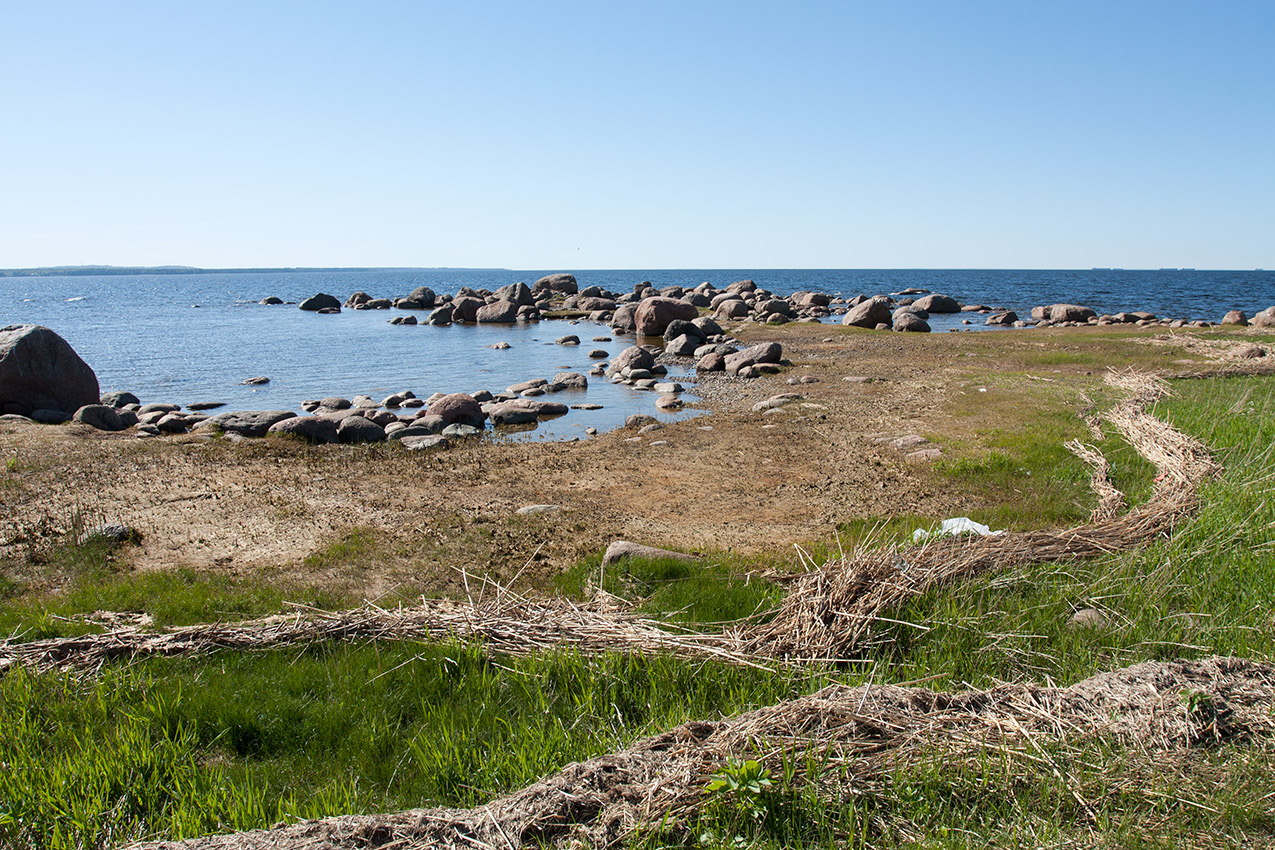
913;516;1004;542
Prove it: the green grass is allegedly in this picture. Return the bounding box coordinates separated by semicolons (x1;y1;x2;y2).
555;552;782;625
301;525;379;571
0;645;834;850
0;568;358;642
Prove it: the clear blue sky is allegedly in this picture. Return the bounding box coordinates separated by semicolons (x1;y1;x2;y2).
2;1;1271;270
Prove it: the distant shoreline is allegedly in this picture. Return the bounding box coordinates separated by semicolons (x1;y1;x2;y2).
0;266;508;278
2;266;1269;278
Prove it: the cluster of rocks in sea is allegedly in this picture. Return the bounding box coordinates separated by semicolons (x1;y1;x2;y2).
269;273;1275;335
2;322;786;450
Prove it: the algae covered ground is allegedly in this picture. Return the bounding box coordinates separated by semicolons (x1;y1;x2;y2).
2;324;1274;849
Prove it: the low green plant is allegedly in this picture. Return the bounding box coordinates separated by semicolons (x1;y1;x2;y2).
700;758;775;846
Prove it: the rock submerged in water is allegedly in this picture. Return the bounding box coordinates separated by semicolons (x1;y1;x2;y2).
0;324;100;417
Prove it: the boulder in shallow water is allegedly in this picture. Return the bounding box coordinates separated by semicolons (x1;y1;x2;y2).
634;297;698;336
608;345;656;374
532;273;578;295
427;393;486;428
475;300;520;323
404;286;436;308
1047;303;1097;323
0;325;100;417
299;293;341;311
100;390;140;408
985;310;1018;326
841;296;893;328
912;294;960;313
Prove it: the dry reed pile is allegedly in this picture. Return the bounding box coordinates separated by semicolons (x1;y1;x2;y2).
0;586;753;675
743;373;1220;661
124;655;1275;849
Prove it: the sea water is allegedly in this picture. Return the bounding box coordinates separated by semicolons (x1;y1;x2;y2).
4;268;1273;439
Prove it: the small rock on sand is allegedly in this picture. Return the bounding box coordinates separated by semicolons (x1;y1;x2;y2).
516;504;563;515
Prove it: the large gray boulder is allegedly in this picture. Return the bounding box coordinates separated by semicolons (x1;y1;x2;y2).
551;372;588;390
299;293;341;311
450;296;484;323
267;416;340;443
715;299;750;320
0;325;100;417
404;286;436;308
1047;304;1097;323
1251;306;1275;328
841;296;893;328
574;296;618;312
336;415;387;443
494;282;535;306
73;404;128;432
610;303;638;332
912;294;960;313
428;303;454;325
608;345;656;374
100;390;140;408
634;297;698;336
985;310;1018;326
475;300;521;323
724;342;783;375
893;312;931;332
488;400;542;426
206;410;296;437
532;273;578;295
427;393;486;428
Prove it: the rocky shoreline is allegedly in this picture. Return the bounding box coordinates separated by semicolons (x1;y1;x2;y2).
4;272;1273;449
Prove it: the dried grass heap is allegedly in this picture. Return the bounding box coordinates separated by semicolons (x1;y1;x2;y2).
0;586;755;676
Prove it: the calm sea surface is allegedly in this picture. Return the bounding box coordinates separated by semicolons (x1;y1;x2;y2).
4;268;1273;438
